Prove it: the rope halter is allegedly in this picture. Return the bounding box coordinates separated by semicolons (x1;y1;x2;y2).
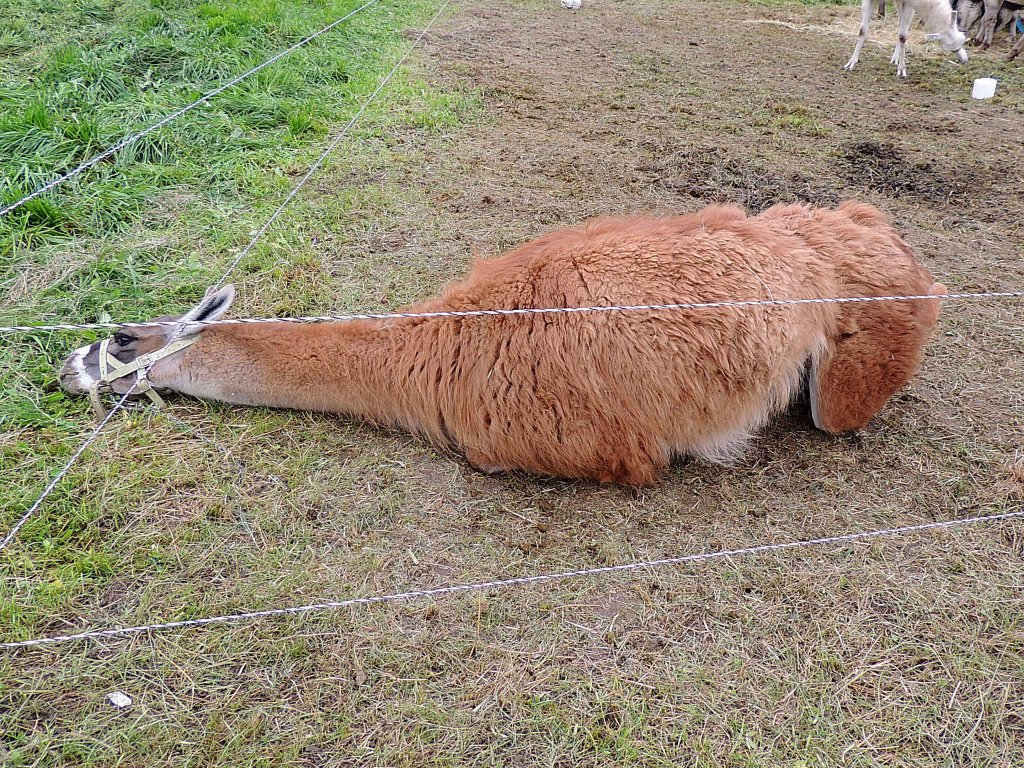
88;336;198;419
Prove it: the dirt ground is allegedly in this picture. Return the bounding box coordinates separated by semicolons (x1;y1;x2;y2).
284;0;1024;760
8;0;1024;765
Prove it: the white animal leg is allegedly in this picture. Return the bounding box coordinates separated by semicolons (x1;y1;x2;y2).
845;0;876;70
894;1;914;77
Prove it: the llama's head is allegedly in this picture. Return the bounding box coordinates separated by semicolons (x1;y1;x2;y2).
807;264;946;434
59;285;236;399
925;9;968;59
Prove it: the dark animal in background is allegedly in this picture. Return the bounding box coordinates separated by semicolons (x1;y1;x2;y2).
958;0;1024;48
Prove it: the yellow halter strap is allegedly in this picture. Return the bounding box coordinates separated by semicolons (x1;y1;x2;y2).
88;336;198;419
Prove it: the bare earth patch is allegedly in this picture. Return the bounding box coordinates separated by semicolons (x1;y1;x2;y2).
5;1;1024;766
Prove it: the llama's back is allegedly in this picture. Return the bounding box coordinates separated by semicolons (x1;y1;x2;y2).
431;205;842;484
758;201;935;297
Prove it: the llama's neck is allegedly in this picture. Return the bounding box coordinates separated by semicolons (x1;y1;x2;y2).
149;319;451;442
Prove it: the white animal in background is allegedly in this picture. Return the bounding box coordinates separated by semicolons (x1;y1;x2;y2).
845;0;968;78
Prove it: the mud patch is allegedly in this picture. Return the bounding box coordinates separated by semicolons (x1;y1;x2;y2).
639;146;840;212
841;140;966;206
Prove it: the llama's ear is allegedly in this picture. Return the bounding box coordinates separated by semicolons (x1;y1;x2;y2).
179;285;236;324
173;285;236;338
809;285;944;433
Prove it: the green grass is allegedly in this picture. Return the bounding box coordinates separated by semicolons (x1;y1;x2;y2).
0;0;474;292
0;4;478;760
0;0;475;666
0;0;479;588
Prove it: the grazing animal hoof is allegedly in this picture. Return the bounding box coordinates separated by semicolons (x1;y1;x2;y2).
956;48;969;62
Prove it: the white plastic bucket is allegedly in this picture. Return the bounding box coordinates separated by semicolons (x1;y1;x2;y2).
972;78;997;99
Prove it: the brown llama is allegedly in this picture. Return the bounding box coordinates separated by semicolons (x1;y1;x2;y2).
59;201;946;486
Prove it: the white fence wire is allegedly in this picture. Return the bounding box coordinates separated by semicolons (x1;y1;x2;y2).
1;289;1022;336
4;506;1022;649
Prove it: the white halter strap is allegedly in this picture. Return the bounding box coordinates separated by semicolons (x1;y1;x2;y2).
88;336;197;419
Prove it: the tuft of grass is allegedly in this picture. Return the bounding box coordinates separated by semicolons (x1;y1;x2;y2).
0;0;480;649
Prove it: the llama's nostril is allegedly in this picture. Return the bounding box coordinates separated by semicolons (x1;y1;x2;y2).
58;367;78;392
58;353;94;394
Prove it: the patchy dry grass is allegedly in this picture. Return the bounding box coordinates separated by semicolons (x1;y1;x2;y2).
3;0;1024;766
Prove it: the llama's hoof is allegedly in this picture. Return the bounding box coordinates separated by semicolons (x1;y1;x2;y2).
956;48;969;63
843;59;857;71
474;463;505;476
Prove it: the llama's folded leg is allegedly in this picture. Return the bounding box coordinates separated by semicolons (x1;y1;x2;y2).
463;447;506;476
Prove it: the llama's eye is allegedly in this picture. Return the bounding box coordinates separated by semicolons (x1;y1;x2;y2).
113;332;135;346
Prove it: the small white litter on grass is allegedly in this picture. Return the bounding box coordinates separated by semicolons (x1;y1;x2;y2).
107;691;133;709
